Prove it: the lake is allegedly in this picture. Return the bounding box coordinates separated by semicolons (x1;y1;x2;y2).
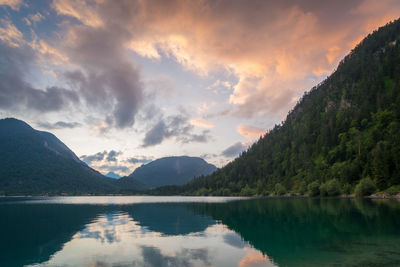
0;196;399;267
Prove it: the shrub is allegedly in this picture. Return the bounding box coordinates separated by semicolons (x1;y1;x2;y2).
355;177;376;197
385;185;400;195
240;184;254;196
298;181;307;195
342;183;352;194
308;181;320;196
196;187;208;196
222;188;232;196
326;179;340;196
274;183;286;195
320;183;328;196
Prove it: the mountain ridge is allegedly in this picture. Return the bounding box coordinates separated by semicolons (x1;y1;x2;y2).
154;19;400;196
126;156;217;188
0;118;140;194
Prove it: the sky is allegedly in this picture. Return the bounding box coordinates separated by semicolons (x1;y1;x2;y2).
1;0;400;176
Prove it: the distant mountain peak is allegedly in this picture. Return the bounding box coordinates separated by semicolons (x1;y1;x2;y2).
127;156;217;188
105;171;121;179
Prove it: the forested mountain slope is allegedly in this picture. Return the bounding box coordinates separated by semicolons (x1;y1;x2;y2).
0;118;138;194
175;19;400;196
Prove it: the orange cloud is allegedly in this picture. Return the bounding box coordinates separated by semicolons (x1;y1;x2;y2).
239;251;273;267
0;18;24;47
0;0;23;10
49;0;400;120
190;118;215;129
237;124;264;140
103;0;400;118
36;40;70;65
52;0;103;27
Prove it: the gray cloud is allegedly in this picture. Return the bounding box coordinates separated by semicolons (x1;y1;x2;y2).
223;232;247;249
0;12;145;129
61;19;143;129
36;121;81;130
126;156;153;165
0;43;79;112
80;151;107;164
106;150;121;162
200;153;218;160
142;115;211;147
221;142;247;158
99;164;130;174
80;150;122;164
140;246;210;267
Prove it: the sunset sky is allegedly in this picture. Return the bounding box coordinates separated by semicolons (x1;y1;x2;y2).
1;0;399;176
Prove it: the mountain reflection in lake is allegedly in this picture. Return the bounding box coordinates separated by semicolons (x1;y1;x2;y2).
0;196;399;267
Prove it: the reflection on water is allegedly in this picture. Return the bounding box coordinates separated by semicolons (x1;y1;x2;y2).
27;212;272;267
0;197;399;266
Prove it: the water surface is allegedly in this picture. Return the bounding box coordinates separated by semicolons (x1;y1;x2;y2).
1;196;399;266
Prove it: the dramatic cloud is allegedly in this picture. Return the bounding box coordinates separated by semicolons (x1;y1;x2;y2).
0;1;145;129
142;115;211;147
0;42;79;112
60;25;144;128
237;124;264;140
221;142;248;158
37;121;81;130
1;0;399;169
57;0;400;119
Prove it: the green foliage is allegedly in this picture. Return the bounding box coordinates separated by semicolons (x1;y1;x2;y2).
274;183;286;195
240;184;254;196
384;185;400;195
342;183;352;195
355;177;377;197
298;181;307;195
319;183;328;197
326;179;340;196
308;181;320;196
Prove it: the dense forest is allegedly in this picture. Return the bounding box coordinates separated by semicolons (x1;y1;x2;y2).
153;19;400;197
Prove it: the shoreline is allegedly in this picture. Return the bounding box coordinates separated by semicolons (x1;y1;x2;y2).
1;193;400;199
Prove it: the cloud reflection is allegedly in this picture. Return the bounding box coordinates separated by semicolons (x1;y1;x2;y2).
26;205;275;267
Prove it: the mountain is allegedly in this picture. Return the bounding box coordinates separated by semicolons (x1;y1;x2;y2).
0;118;136;194
105;171;121;179
162;19;400;196
126;156;217;188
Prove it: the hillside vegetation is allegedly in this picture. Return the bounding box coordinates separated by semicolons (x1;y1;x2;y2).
157;19;400;196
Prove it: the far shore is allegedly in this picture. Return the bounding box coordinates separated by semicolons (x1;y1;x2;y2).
1;193;400;199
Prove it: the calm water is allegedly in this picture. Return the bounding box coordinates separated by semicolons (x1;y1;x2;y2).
0;197;400;267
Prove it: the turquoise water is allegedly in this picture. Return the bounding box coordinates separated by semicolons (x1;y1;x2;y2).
0;196;399;266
